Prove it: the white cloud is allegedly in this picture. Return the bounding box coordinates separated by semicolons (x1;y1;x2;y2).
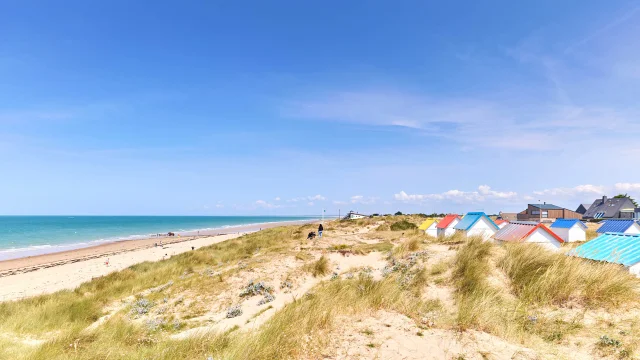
333;200;348;205
274;197;281;201
255;200;280;209
395;185;518;204
307;202;314;206
288;194;326;202
350;195;377;204
533;184;606;197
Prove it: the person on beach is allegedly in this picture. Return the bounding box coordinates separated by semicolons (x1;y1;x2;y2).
318;224;323;238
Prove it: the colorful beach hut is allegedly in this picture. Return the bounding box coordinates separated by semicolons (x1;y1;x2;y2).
494;222;564;250
571;233;640;276
418;218;439;237
454;212;499;240
550;219;587;243
494;219;509;229
436;214;460;237
596;219;640;235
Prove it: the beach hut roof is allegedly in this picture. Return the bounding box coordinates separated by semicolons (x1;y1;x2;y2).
494;223;564;243
551;219;587;229
454;212;499;231
436;214;460;229
494;219;508;226
571;233;640;266
596;219;638;233
418;218;438;230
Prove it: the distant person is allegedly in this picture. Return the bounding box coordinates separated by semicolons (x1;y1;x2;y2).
318;224;324;238
191;246;195;251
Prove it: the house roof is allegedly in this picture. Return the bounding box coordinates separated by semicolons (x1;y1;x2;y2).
418;218;438;231
436;214;459;229
530;203;564;210
494;223;564;243
454;212;499;231
583;197;636;219
494;219;508;226
596;219;639;233
551;219;587;230
571;233;640;266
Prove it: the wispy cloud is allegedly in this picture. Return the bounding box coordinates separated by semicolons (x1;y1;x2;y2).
394;185;518;204
288;194;326;202
533;184;606;197
254;200;281;209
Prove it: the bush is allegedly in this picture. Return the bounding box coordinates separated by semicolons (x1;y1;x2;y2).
390;220;417;231
307;255;331;277
394;211;403;216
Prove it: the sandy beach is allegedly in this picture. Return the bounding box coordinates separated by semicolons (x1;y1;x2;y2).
0;219;314;302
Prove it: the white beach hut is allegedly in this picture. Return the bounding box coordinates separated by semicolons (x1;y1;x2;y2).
453;212;499;241
550;219;587;243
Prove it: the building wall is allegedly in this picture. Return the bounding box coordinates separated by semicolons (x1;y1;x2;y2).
629;262;640;277
552;228;570;242
425;223;438;237
437;218;459;237
625;223;640;234
349;214;365;220
568;226;586;242
524;228;562;250
466;217;497;241
518;206;583;221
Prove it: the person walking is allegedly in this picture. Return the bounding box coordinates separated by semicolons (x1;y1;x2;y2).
318;224;324;238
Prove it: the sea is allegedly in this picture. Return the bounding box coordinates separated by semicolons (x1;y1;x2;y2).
0;216;314;261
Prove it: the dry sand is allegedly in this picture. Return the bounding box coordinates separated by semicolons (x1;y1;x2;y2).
0;219;314;302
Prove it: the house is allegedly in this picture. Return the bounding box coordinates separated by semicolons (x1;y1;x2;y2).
596;219;640;235
494;219;509;229
550;219;587;243
436;214;460;237
575;204;591;215
494;222;564;250
343;211;367;220
498;212;518;222
571;233;640;276
454;212;499;240
517;203;583;222
636;208;640;220
418;218;439;237
583;196;636;219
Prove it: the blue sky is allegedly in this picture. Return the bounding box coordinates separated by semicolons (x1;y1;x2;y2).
2;1;640;215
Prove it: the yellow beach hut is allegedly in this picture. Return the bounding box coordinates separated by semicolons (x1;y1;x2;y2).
418;218;439;237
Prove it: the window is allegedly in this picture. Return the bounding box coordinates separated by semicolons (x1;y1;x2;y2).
532;210;540;215
542;211;548;218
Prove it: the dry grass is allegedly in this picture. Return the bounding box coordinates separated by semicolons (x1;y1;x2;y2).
498;244;640;307
306;255;331;277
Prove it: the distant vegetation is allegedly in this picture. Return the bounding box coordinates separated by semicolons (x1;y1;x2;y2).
390;220;417;231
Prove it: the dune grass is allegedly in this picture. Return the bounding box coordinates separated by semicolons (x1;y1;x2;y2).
0;225;315;356
498;244;640;307
390;220;417;231
306;255;331;277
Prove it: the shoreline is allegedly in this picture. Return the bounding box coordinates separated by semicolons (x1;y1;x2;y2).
0;219;316;275
0;219;318;301
0;217;317;262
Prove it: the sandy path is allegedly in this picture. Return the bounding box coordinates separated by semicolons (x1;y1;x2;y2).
0;234;242;302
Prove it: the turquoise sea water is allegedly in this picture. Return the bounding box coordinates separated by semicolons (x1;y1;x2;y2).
0;216;312;260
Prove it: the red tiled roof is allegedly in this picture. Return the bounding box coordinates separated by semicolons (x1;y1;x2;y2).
495;219;508;225
436;214;460;229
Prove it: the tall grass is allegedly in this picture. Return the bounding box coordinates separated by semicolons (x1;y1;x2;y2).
498;244;639;307
0;225;314;354
307;255;330;277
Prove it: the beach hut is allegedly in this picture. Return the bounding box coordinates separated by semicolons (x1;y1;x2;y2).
436;214;460;237
494;219;509;229
571;233;640;276
494;222;564;250
596;219;640;235
418;218;439;237
550;219;587;243
454;212;499;240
